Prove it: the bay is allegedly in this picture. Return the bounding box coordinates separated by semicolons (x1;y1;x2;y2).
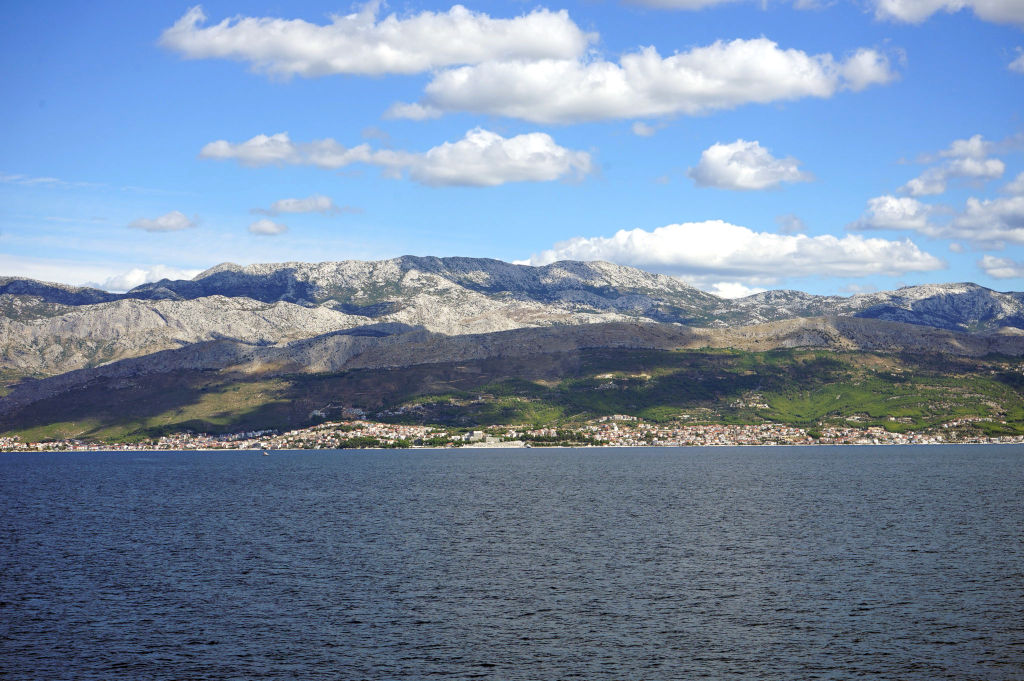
1;445;1022;680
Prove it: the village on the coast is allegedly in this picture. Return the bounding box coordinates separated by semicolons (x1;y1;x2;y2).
3;415;1022;452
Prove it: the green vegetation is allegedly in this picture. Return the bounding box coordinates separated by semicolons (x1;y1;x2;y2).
2;347;1023;442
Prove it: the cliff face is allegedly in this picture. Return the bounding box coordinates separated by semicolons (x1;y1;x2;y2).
2;257;1023;377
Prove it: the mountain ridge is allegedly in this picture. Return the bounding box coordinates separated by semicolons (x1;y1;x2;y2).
3;257;1023;379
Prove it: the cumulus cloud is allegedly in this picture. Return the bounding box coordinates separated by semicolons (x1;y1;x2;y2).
900;134;1005;196
978;254;1024;279
200;133;308;166
688;139;812;190
249;219;288;235
849;195;937;232
704;281;768;298
873;0;1024;27
160;3;594;77
949;195;1024;245
396;39;896;124
526;220;942;284
840;48;904;91
941;133;994;159
128;211;197;232
852;193;1024;246
1005;171;1024;195
95;265;203;292
1011;51;1024;72
406;128;592;186
254;194;349;216
200;132;380;169
202;128;593;187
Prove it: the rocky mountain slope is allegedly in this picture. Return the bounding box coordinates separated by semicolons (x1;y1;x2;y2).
5;316;1022;414
733;283;1024;331
2;257;1023;378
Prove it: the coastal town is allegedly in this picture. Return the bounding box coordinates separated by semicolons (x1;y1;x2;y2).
2;415;1021;452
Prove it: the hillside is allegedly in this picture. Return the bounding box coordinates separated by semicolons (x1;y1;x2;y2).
3;338;1023;444
2;315;1024;442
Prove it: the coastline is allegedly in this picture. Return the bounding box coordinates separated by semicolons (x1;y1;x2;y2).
5;416;1022;453
5;440;1023;454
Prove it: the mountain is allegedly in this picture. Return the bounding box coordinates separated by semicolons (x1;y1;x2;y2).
732;283;1024;331
5;315;1022;411
2;317;1023;443
3;257;1024;441
3;257;1023;378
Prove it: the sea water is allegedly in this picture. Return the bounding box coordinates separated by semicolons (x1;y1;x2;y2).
1;445;1022;680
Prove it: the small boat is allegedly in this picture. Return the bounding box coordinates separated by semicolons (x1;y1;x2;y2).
262;451;269;456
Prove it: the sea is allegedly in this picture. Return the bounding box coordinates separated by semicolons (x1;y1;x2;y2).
1;445;1022;680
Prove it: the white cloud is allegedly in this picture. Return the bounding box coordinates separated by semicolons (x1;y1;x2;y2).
840;48;903;91
202;128;593;187
406;128;592;186
200;133;307;166
902;158;1005;195
128;211;197;232
900;134;1005;196
949;242;966;252
776;213;807;234
1011;51;1024;72
873;0;1024;27
160;3;594;77
527;220;942;284
1005;171;1024;195
703;281;768;298
854;193;1024;246
632;122;657;137
254;194;346;216
383;102;442;120
940;133;994;159
0;254;203;289
978;255;1024;279
948;195;1024;245
96;265;204;292
850;195;937;231
249;219;288;235
404;39;896;124
688;139;812;190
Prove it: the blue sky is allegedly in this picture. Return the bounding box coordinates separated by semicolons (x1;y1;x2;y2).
1;0;1022;296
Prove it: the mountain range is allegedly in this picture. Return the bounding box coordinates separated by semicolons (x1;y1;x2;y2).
3;257;1024;376
2;257;1023;439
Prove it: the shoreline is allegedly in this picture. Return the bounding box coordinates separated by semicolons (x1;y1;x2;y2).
5;440;1023;454
7;417;1021;452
